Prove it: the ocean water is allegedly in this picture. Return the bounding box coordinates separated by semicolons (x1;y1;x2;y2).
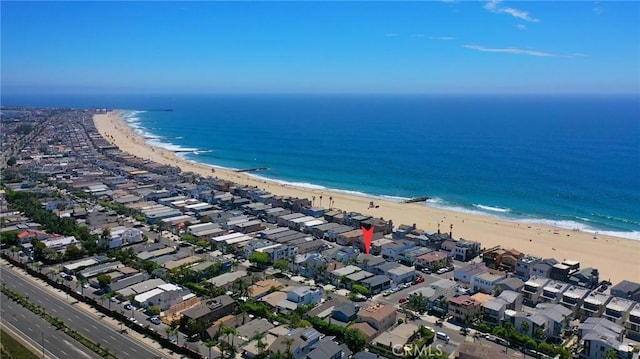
3;93;639;239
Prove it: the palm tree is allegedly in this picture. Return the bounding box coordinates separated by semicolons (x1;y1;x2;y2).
78;278;88;295
222;325;238;358
205;340;216;359
329;196;333;209
283;337;294;359
252;332;266;357
319;195;323;207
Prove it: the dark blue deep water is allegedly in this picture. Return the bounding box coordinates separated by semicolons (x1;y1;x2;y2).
3;94;639;238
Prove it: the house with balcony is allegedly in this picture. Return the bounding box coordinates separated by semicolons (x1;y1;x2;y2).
625;303;640;340
540;281;571;304
334;247;360;263
415;251;452;271
330;265;362;286
267;328;322;359
380;240;415;261
578;318;633;359
610;280;640;302
261;244;298;262
515;255;542;280
345;270;375;289
354;254;386;273
449;295;482;323
356;303;397;334
287;286;323;306
397;247;432;267
482;247;524;272
580;292;612;321
522;277;551;307
482;290;522;325
440;238;480;262
454;263;489;285
560;286;591;317
386;264;416;284
180;295;235;327
483;298;507;325
531;258;559;278
483;290;523;325
471;272;507;294
603;297;636;325
361;275;391;295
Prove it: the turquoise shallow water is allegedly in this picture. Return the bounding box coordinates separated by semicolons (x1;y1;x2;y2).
4;93;639;239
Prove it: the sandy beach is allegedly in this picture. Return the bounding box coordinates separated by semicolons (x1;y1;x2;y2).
93;111;639;284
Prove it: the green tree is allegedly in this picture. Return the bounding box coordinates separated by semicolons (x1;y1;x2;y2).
520;321;530;335
0;231;18;246
149;305;161;316
64;244;84;260
97;274;112;289
249;252;270;268
604;349;618;359
344;327;367;352
351;283;370;297
273;259;289;271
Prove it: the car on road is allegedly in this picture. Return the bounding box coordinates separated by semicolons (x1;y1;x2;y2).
414;277;425;284
150;317;161;325
436;332;450;343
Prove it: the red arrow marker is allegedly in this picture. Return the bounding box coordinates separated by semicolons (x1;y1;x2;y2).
361;225;374;254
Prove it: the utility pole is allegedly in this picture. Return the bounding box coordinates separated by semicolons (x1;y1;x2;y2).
42;332;45;358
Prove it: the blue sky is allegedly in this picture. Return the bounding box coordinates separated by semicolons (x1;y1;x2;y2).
1;1;639;94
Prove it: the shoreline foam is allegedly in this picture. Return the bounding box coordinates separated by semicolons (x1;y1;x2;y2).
93;110;640;283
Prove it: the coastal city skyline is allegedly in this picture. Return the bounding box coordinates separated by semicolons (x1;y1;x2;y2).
2;1;639;95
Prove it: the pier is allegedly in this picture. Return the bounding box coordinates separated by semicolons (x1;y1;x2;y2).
404;196;430;204
235;167;269;173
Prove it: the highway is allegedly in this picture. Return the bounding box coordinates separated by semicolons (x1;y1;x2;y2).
1;262;173;359
1;293;102;359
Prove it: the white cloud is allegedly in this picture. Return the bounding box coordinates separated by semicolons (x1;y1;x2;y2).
464;44;555;57
517;24;526;30
484;0;500;10
571;53;589;57
485;0;539;23
429;36;457;41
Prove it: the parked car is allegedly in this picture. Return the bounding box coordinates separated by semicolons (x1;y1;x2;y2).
382;290;391;297
150;317;161;325
124;303;133;310
399;298;408;303
421;268;432;274
415;277;425;283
